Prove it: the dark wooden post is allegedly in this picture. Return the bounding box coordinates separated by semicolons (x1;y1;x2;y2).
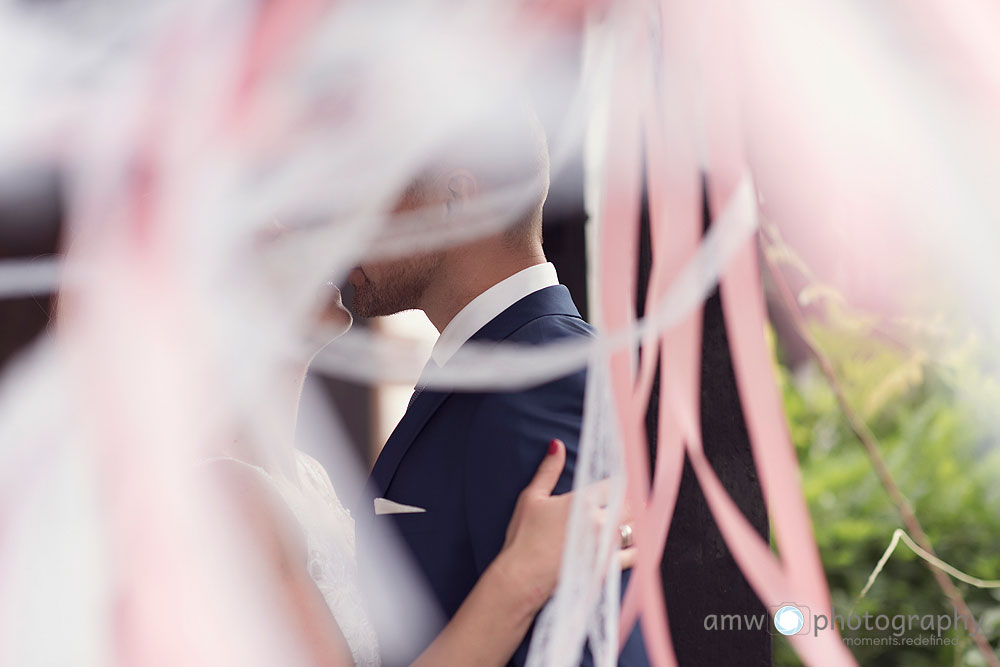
546;151;772;663
637;178;772;665
0;171;62;372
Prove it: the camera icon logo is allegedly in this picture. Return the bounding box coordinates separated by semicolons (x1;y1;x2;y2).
769;603;810;636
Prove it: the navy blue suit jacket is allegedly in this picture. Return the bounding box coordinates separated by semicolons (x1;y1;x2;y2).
359;285;648;666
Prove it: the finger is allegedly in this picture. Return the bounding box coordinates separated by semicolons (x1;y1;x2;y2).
619;502;634;526
589;504;632;523
527;439;566;496
591;506;633;528
580;478;612;507
594;509;634;540
618;546;637;571
592;507;610;532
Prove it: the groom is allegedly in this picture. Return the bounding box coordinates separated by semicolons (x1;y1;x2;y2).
351;111;648;666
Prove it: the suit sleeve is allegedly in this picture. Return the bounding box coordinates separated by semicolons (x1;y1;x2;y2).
462;377;585;572
460;318;649;667
462;368;592;666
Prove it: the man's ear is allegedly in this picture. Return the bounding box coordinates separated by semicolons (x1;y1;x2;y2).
445;170;477;215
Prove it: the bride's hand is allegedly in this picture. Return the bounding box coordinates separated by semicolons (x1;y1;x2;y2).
496;439;637;610
413;440;636;666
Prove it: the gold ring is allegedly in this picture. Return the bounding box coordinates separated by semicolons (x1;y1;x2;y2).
619;523;634;549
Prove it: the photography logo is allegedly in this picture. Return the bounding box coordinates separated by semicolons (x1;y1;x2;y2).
771;603;810;636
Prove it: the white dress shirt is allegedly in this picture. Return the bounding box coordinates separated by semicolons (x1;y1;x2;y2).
429;262;559;369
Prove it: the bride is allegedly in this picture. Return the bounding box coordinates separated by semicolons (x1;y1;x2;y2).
210;281;634;666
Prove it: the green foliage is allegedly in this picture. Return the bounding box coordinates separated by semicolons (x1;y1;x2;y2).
772;318;1000;666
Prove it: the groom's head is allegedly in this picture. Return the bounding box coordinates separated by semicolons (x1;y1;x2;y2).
350;105;550;319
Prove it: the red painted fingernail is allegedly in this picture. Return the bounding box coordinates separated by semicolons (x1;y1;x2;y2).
548;439;560;455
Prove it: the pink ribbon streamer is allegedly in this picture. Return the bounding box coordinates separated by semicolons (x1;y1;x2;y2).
602;1;857;664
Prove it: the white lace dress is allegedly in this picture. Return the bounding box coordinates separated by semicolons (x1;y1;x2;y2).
216;451;381;666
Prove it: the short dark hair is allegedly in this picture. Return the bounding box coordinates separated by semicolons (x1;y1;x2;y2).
501;204;543;248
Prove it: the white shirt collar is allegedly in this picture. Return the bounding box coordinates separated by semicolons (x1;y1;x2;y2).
429;262;559;368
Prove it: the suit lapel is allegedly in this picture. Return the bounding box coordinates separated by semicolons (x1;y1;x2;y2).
367;285;584;496
369;388;451;495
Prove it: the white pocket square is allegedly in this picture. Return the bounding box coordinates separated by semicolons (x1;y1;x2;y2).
374;497;427;515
